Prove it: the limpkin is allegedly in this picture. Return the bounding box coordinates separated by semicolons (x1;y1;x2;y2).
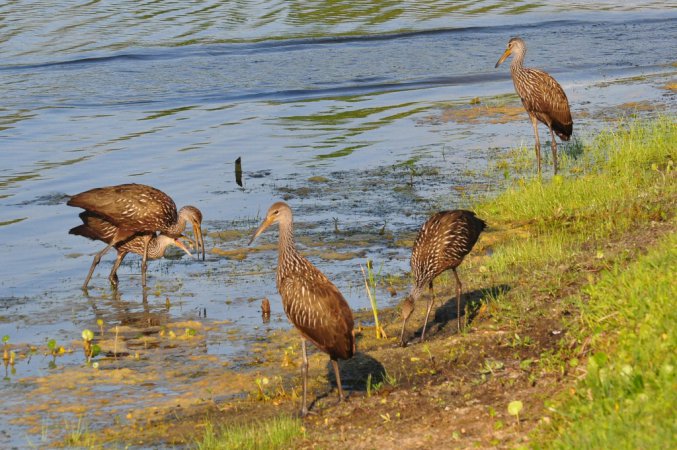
495;37;573;175
70;212;192;288
249;201;354;416
400;210;486;346
68;183;205;288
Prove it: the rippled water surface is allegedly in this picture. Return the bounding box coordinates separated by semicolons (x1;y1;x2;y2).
1;1;676;446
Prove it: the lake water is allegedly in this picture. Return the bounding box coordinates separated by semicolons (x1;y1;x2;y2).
0;1;675;446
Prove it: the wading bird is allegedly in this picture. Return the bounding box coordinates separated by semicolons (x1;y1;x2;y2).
400;210;486;346
68;183;204;288
495;37;573;175
70;212;192;288
249;201;354;416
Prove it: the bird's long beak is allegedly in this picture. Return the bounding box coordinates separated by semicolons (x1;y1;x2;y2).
495;48;511;68
248;215;275;246
172;237;193;258
189;218;205;260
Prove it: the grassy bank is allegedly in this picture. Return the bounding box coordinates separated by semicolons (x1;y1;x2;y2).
183;117;674;449
535;233;676;448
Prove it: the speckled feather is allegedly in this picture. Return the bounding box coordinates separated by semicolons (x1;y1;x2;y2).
70;212;169;259
260;202;355;361
507;37;573;140
411;210;486;291
67;183;178;236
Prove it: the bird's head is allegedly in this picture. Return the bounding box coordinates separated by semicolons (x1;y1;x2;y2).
156;234;193;258
178;206;205;260
248;201;292;245
400;295;415;322
495;37;525;68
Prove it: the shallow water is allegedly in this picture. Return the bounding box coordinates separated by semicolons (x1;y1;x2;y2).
0;1;676;446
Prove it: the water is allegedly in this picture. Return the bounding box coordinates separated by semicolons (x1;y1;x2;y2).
0;1;676;446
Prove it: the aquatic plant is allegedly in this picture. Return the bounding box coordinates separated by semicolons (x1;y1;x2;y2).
360;260;387;339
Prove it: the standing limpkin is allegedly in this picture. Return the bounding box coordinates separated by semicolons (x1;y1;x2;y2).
68;183;205;289
400;210;486;346
495;37;573;175
249;202;354;416
70;212;192;288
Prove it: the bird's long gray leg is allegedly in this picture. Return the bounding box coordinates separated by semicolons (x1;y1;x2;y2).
549;126;559;174
530;114;542;176
108;251;127;287
420;281;435;342
82;243;113;289
452;268;463;332
331;358;345;402
301;339;309;417
140;235;151;287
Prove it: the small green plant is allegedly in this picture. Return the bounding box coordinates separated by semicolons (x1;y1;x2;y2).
508;400;523;428
81;329;100;364
2;335;9;362
360;260;387;339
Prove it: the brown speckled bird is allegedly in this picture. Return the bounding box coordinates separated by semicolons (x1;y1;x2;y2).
249;201;354;416
495;37;573;175
70;212;192;288
400;210;486;346
68;183;204;288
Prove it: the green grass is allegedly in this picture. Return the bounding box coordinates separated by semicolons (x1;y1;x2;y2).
194;415;303;450
459;116;675;446
470;117;675;322
535;233;676;449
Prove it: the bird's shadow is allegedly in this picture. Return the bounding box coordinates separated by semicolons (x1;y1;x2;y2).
308;352;386;410
409;284;512;340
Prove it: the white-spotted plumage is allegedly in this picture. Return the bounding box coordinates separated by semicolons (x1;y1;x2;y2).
400;210;486;345
68;183;204;289
495;37;573;174
250;201;354;416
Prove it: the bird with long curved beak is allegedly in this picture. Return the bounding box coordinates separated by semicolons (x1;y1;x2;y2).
69;209;195;288
248;202;355;417
494;37;573;175
179;206;205;260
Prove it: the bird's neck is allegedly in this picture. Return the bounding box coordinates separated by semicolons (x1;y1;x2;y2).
165;216;186;237
409;284;424;302
146;237;166;259
277;221;297;260
276;220;301;281
510;51;526;74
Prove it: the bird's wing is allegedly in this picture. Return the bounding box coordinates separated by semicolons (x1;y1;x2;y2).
67;184;177;230
520;69;572;134
279;267;354;360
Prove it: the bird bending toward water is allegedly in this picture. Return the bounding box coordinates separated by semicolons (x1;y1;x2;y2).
400;210;486;346
70;212;192;288
249;201;354;416
495;37;573;175
68;183;204;289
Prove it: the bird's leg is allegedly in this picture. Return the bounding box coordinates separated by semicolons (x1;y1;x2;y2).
82;243;113;289
108;251;127;287
530;115;542;176
140;234;151;288
331;358;345;402
300;339;309;417
420;281;435;342
549;126;559;174
452;268;463;332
